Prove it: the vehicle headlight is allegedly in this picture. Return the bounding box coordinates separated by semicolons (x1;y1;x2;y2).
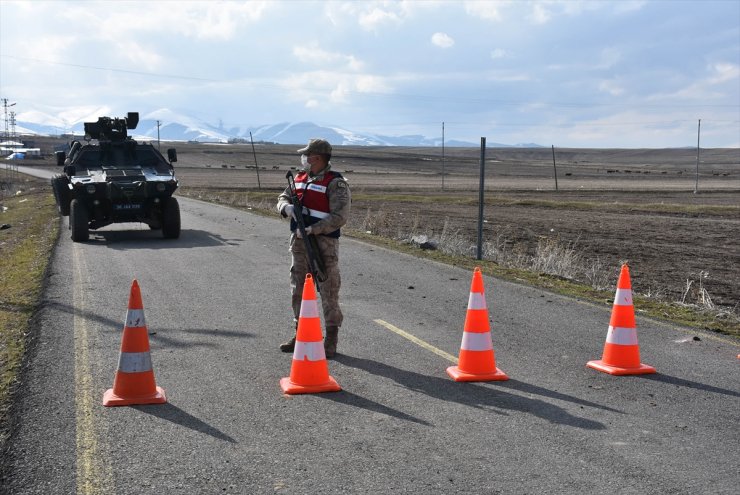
156;183;166;192
86;184;96;194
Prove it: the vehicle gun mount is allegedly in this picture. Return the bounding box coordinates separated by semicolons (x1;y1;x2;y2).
84;111;140;142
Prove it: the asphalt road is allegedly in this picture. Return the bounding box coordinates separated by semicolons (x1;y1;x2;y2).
3;168;739;494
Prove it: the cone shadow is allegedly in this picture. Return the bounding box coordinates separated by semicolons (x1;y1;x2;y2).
320;390;432;426
500;379;623;414
636;372;740;398
47;302;257;349
336;354;606;430
132;402;236;443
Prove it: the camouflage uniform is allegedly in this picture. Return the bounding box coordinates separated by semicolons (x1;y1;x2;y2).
276;142;351;355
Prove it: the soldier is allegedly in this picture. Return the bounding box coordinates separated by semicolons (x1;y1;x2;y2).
276;138;351;358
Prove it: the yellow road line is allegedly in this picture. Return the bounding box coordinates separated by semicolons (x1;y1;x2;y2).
74;245;113;495
374;319;459;363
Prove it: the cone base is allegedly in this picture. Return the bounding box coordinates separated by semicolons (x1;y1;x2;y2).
280;376;341;395
103;386;167;407
586;360;656;376
446;365;509;382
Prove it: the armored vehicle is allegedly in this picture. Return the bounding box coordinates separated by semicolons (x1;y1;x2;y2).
51;112;181;242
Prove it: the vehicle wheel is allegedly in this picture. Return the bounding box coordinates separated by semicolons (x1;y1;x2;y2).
70;199;89;242
51;174;71;216
161;197;181;239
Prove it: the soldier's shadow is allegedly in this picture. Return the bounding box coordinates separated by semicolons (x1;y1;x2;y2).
334;354;607;430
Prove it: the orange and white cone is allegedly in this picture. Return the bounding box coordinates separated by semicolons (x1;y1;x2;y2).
280;274;341;394
447;267;508;382
587;264;656;376
103;280;167;406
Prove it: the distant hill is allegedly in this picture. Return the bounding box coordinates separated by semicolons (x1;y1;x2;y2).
15;108;543;148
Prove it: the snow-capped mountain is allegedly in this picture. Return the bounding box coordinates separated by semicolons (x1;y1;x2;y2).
14;108;542;147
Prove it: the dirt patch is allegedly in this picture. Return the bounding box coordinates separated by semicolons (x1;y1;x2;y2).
348;190;739;310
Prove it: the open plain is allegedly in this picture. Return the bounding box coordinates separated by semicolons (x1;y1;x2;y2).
167;143;739;317
14;139;740;320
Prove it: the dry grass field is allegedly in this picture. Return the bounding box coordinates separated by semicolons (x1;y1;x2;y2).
170;143;739;313
14;138;740;331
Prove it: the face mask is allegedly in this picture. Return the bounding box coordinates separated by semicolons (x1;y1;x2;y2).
300;154;309;168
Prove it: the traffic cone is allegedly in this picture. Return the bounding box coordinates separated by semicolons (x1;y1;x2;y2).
280;274;341;394
587;264;656;376
446;267;508;382
103;280;167;406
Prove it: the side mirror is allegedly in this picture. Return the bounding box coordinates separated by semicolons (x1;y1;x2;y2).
167;148;177;163
56;151;66;166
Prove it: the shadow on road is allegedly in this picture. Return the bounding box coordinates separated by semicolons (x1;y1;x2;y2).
132;403;236;443
151;327;256;349
335;354;607;430
320;390;432;426
636;372;740;398
44;301;255;349
79;229;243;249
498;379;623;414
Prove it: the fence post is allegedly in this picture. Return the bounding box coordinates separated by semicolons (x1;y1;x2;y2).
551;145;559;191
476;137;486;260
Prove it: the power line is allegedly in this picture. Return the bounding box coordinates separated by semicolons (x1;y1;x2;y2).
2;54;737;110
0;54;216;82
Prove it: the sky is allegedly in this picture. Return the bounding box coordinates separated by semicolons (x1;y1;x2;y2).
1;0;739;148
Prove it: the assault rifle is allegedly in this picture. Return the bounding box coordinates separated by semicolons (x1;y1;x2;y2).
285;171;328;289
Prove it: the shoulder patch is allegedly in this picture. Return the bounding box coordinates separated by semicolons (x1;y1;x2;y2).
337;180;348;189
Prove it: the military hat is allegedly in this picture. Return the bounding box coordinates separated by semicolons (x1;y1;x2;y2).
297;138;332;155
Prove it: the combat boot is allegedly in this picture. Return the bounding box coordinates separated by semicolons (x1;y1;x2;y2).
279;323;298;352
324;326;339;359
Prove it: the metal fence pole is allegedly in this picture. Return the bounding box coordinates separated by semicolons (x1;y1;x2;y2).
476;137;486;260
552;145;559;191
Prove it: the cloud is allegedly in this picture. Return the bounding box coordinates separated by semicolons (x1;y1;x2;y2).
529;3;552;24
431;32;455;48
464;1;504;21
293;44;364;71
598;80;625;96
358;7;402;31
708;63;740;85
327;1;410;31
112;41;163;72
647;62;740;102
281;69;392;110
490;48;509;60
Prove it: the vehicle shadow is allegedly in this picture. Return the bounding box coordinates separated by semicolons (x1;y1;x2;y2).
84;228;243;249
334;354;607;430
132;402;237;443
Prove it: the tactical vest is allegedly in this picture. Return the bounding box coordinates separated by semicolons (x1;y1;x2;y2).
290;170;343;238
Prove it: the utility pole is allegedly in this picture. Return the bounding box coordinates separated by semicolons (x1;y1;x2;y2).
694;119;701;194
249;132;261;189
2;99;17;181
2;98;16;142
156;120;161;150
